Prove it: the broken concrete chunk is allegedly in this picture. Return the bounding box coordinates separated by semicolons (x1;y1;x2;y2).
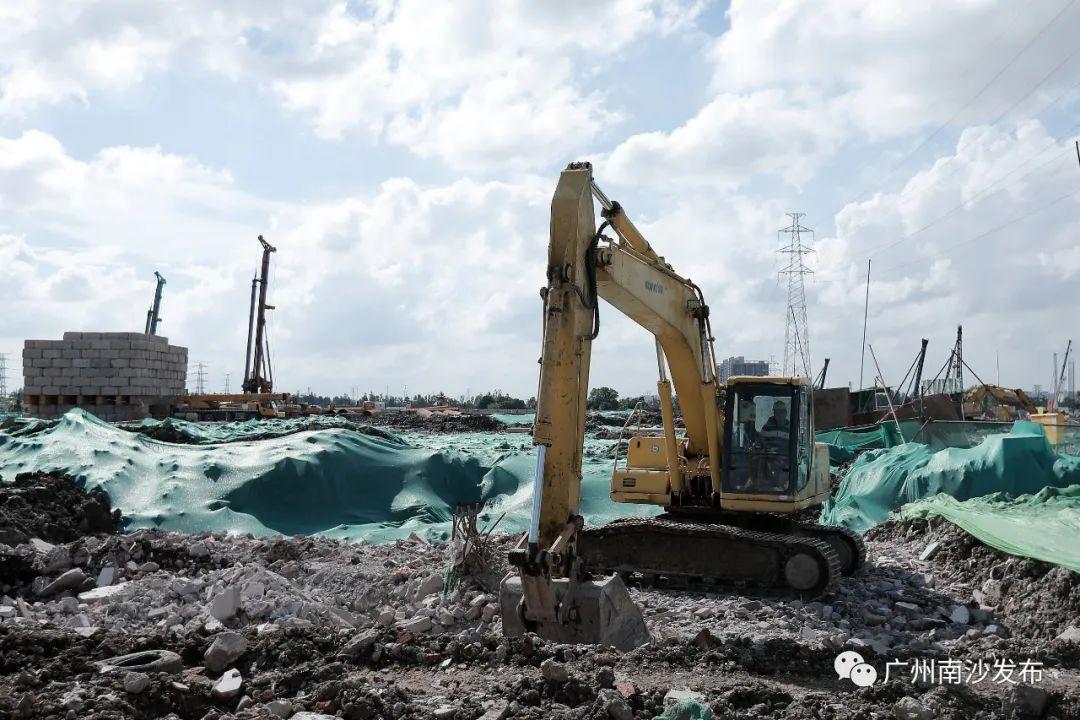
598;689;633;720
415;574;443;600
208;586;240;621
29;538;56;554
397;616;432;634
664;688;705;705
211;669;243;700
918;541;941;561
79;583;130;603
96;566;117;588
948;605;970;625
540;658;569;683
187;541;210;558
265;700;292;719
204;631;247;672
340;629;381;657
123;672;150;694
73;626;100;638
1056;626;1080;643
37;568;87;597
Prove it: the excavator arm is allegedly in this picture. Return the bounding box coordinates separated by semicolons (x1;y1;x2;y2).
502;162;724;649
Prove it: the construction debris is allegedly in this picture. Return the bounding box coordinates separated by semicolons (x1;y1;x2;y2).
0;475;1077;719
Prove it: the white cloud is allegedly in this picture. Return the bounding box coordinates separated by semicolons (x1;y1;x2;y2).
711;0;1080;138
607;89;846;190
811;121;1080;388
0;129;559;395
0;1;704;172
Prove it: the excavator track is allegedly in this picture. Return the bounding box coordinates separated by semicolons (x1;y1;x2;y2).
578;515;842;599
790;521;866;576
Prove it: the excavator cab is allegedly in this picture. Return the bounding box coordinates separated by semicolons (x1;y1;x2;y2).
721;376;830;511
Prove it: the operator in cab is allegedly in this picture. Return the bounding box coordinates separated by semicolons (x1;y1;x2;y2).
760;400;790;450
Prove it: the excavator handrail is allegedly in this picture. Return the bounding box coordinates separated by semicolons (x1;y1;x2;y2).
610;402;647;478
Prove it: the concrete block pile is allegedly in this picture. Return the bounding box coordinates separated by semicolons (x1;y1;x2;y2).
22;332;187;421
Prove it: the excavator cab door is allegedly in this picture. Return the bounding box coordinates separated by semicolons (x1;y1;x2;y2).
723;382;811;496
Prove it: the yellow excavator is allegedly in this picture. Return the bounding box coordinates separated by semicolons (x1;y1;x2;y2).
500;162;864;650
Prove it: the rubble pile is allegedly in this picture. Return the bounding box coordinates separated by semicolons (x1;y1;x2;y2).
120;417;406;446
0;472;121;545
0;475;1077;719
368;412;504;433
868;516;1080;644
1;528;510;641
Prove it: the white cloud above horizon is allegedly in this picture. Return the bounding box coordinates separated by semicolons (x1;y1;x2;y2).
1;0;1078;399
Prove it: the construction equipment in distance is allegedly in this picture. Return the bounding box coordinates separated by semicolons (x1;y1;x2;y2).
242;236;277;394
144;271;166;336
501;162;864;650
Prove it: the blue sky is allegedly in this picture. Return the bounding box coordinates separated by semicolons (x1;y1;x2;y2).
2;0;1079;399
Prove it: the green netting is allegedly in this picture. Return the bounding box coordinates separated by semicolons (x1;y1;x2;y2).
0;409;658;543
894;485;1080;573
489;413;535;425
820;421;1080;533
815;419;1028;465
816;422;911;464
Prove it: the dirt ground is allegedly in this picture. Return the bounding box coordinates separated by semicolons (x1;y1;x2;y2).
0;471;1078;720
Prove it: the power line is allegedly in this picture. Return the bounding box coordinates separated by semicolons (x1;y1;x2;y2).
876;184;1080;278
816;0;1080;231
866;137;1079;258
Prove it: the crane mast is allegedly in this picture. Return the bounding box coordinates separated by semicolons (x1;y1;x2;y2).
242;236;277;394
144;271;166;336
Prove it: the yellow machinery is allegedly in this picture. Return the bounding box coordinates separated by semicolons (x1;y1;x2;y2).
500;162;864;649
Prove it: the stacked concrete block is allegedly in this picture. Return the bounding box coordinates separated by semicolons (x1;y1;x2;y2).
22;332;188;421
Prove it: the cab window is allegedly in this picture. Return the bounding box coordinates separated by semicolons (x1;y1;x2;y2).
724;385;795;494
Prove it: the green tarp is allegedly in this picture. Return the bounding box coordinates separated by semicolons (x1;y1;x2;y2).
0;409;657;543
820;422;1080;533
894;485;1080;574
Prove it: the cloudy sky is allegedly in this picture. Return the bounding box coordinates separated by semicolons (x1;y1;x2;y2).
2;0;1078;399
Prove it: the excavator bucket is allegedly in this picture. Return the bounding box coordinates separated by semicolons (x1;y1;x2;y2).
499;573;650;651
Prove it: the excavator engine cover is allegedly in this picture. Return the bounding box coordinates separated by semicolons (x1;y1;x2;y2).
499;574;650;651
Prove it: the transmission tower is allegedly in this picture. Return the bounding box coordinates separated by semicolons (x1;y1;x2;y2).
778;213;814;378
224;373;231;394
0;353;8;399
194;362;209;395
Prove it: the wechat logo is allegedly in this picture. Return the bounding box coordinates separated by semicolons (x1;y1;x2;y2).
835;650;878;687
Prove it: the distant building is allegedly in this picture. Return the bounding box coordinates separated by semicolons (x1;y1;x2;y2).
718;356;769;382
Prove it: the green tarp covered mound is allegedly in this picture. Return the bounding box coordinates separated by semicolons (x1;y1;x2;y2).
0;409;656;543
820;422;1080;533
895;485;1080;573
